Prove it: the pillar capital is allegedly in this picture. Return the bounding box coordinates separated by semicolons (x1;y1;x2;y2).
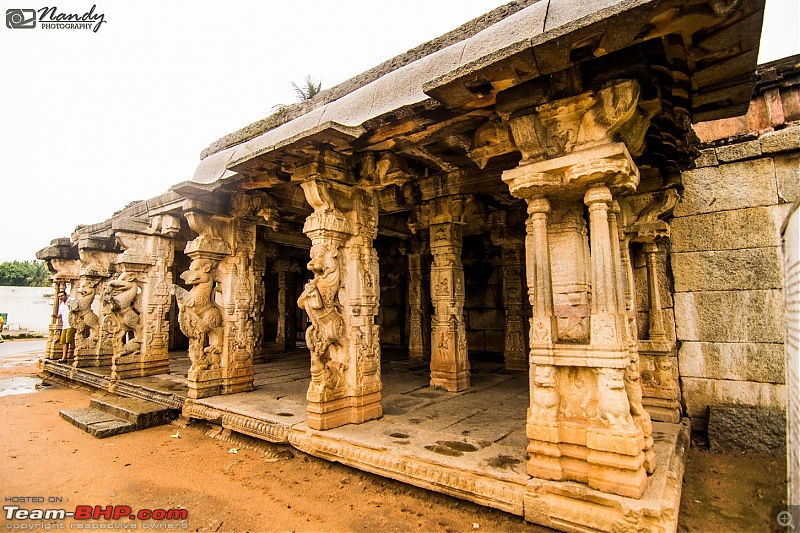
527;197;551;216
505;79;652;164
584;185;613;207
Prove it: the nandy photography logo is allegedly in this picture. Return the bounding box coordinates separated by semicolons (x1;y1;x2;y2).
6;5;106;32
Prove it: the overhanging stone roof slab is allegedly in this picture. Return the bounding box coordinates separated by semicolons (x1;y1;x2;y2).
191;0;765;187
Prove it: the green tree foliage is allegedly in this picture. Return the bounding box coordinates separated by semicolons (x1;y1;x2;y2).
0;260;50;287
292;75;322;101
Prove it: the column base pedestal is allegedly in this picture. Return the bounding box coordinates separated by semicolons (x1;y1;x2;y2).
223;367;254;395
112;354;169;380
188;368;222;399
505;358;528;371
307;392;383;430
430;369;470;392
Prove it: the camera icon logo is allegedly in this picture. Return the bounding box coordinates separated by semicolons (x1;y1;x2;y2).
6;8;36;29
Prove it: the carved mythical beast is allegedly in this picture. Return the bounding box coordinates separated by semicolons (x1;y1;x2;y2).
102;271;142;356
68;278;101;351
173;258;223;373
297;244;346;392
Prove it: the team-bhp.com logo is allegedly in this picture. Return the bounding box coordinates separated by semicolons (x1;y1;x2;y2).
6;5;106;32
4;504;189;529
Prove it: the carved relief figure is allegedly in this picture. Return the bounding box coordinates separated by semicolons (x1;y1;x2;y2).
172;258;223;373
102;272;142;356
297;244;346;393
68;278;101;352
595;367;634;430
653;357;675;388
531;365;559;423
623;362;648;420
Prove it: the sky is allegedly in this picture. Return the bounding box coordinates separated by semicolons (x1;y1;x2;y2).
1;0;798;263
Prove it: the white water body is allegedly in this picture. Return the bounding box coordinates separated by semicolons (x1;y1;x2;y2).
0;286;54;332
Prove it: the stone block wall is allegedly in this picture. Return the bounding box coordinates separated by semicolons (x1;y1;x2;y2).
672;126;799;429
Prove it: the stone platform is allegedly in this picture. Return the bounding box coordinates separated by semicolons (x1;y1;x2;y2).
41;347;686;531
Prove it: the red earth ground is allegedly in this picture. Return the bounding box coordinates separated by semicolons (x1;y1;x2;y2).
0;345;787;532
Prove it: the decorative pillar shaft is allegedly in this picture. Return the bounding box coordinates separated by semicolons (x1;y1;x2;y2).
526;198;557;346
429;222;469;391
177;203;257;399
297;173;382;430
217;216;257;395
275;263;298;351
36;242;80;362
109;225;176;382
644;243;667;341
407;248;429;361
500;243;528;370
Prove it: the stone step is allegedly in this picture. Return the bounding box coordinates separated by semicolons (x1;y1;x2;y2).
89;395;178;429
59;407;136;438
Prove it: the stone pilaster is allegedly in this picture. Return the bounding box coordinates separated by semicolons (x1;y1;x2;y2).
502;79;657;499
296;156;382;430
628;189;681;422
108;215;179;382
407;238;430;361
428;205;470;392
274;260;299;351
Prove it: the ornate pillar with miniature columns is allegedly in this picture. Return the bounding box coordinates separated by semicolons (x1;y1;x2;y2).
107;215;179;382
627;189;681;422
295;153;382;430
501;79;658;498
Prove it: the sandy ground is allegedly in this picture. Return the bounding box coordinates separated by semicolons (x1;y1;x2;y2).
0;345;788;533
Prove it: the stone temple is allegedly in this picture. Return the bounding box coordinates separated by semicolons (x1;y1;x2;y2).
36;0;799;530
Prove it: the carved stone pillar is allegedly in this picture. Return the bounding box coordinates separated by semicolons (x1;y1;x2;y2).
71;236;116;368
176;197;261;399
296;157;382;430
407;239;430;361
274;260;298;351
36;239;79;361
217;216;258;395
178;209;228;399
501;79;657;499
252;239;269;362
494;236;527;371
108;215;179;382
428;209;469;392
